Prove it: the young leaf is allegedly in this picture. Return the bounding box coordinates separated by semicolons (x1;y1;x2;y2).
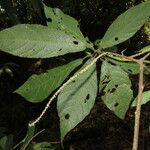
43;4;92;48
20;125;35;150
0;136;7;150
32;142;54;150
138;45;150;53
99;1;150;49
0;135;13;150
100;61;133;119
131;90;150;107
15;59;82;103
0;24;86;58
57;60;97;141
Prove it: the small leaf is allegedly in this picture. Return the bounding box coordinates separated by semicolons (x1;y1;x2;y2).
0;136;7;150
43;4;92;48
21;125;35;150
100;61;133;119
32;142;54;150
99;1;150;49
0;135;13;150
57;60;97;141
131;90;150;107
136;45;150;55
0;24;86;58
15;59;82;103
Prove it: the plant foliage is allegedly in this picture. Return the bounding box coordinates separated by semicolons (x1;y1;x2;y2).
15;59;82;103
57;60;97;141
100;61;133;119
0;0;150;145
99;1;150;49
0;24;87;58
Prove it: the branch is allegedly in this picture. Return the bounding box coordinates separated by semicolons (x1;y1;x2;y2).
29;52;107;127
132;52;150;150
28;50;150;150
97;51;150;150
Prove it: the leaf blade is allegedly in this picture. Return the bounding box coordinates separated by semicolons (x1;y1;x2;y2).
43;4;92;48
99;1;150;49
131;90;150;107
105;57;140;74
32;142;54;150
100;61;133;119
57;60;97;141
15;59;82;103
0;24;86;58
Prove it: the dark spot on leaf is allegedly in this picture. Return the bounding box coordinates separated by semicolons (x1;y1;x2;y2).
72;80;76;83
84;94;90;103
114;102;119;107
108;61;116;66
73;36;76;39
115;84;118;88
108;89;111;92
128;69;132;73
65;114;70;119
52;9;56;15
102;80;110;85
59;49;62;51
101;91;106;96
94;45;98;49
73;41;79;45
47;18;52;22
26;88;29;91
60;17;63;20
102;75;110;82
110;88;116;93
58;21;61;24
86;94;90;100
86;40;90;44
115;37;118;41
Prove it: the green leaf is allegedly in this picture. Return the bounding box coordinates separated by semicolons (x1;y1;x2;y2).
57;60;97;141
131;90;150;107
105;57;140;74
0;24;86;58
0;136;7;150
138;45;150;53
32;142;54;150
100;61;133;119
15;59;82;103
20;125;35;150
130;45;150;59
0;135;13;150
99;1;150;49
43;4;92;48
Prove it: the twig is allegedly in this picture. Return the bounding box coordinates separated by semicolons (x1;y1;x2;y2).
132;60;144;150
29;52;107;127
132;52;150;150
13;129;45;150
28;49;150;150
106;51;139;63
21;129;45;150
98;51;150;150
